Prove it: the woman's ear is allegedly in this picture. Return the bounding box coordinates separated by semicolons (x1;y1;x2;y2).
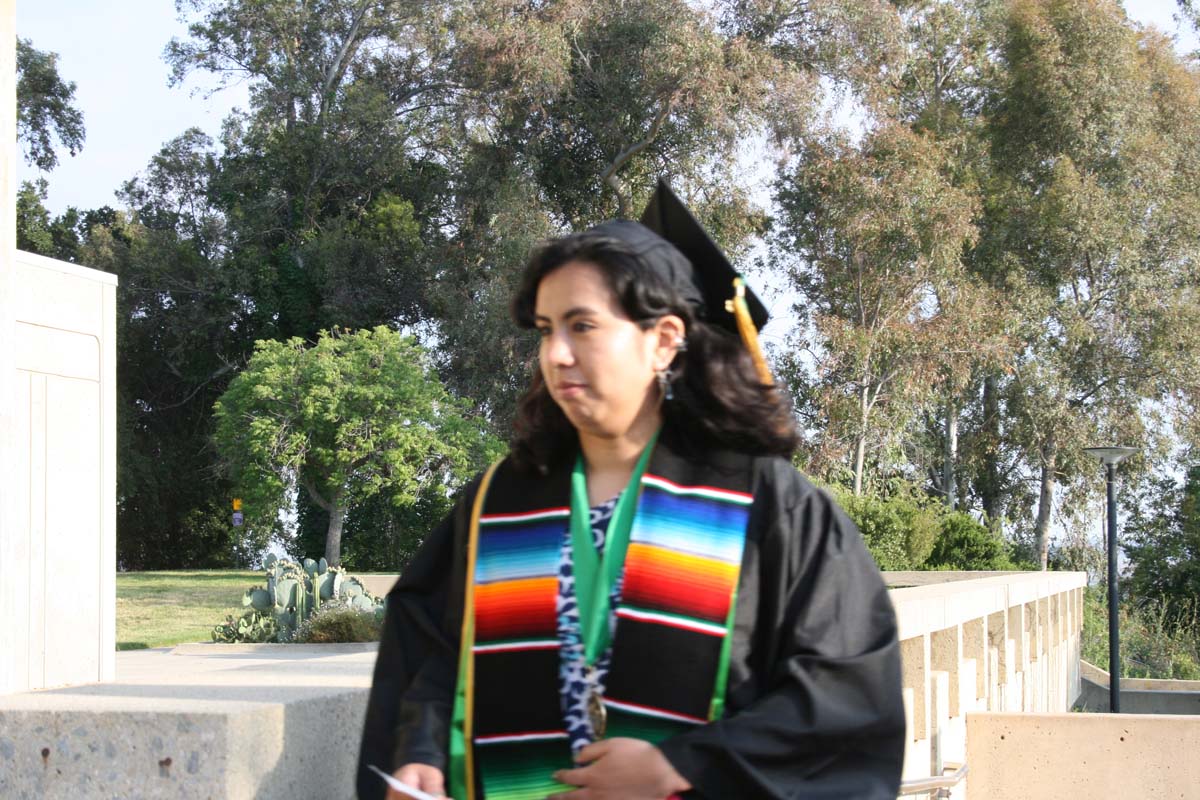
651;315;687;370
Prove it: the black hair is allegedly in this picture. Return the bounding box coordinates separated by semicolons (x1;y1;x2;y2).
509;230;799;472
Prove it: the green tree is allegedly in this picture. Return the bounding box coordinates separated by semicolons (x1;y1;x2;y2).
925;511;1019;570
830;483;941;570
1124;465;1200;635
15;178;105;264
212;327;500;566
982;0;1200;567
16;179;55;255
1178;1;1200;40
15;38;87;260
166;0;449;341
775;123;982;495
429;0;819;427
16;38;85;172
77;184;249;569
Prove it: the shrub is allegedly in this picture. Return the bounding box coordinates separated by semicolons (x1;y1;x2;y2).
924;512;1017;570
1083;587;1200;680
832;488;940;570
292;600;382;644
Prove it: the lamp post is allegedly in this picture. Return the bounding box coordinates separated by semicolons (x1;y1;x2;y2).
1083;445;1137;713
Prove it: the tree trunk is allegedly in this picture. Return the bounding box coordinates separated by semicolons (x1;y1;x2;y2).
944;400;958;510
325;504;346;567
853;384;870;496
980;374;1002;532
853;434;867;496
1034;434;1057;571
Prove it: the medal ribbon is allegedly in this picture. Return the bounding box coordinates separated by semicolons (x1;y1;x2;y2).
569;430;658;666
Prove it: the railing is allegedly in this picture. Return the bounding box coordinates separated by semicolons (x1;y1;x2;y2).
898;763;968;797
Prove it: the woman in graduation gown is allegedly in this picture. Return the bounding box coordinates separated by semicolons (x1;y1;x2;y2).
358;180;905;800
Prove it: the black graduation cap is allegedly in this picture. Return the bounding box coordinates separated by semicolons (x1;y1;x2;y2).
589;178;770;334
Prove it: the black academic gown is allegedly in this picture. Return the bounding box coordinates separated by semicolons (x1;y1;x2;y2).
357;439;906;800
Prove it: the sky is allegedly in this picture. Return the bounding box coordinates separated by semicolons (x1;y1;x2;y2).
16;0;250;214
16;0;1200;218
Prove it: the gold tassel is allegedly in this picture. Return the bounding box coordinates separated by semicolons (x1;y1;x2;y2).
725;277;774;386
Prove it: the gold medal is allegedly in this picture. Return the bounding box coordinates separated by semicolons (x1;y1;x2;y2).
586;667;607;738
587;689;607;738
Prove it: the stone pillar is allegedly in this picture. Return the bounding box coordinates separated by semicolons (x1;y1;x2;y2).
0;0;19;695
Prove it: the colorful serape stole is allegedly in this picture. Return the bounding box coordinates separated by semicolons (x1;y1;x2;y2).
450;454;754;799
604;473;753;740
471;503;575;799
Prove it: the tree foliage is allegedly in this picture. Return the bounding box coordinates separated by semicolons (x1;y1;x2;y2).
212;327;500;566
925;511;1021;571
16;38;85;171
831;483;941;570
776;123;995;495
980;0;1200;566
1124;465;1200;635
30;0;1199;578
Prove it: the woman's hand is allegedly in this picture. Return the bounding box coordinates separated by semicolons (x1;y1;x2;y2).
548;737;692;799
389;763;447;799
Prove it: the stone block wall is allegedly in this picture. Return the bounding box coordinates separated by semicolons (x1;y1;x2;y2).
966;711;1200;798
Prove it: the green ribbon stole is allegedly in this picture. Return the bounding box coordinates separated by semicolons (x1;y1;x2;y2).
569;430;658;668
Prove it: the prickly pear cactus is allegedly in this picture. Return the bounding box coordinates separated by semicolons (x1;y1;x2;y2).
212;610;278;643
212;555;385;643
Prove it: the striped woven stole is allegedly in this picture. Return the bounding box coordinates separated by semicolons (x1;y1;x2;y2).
471;504;573;799
461;456;754;800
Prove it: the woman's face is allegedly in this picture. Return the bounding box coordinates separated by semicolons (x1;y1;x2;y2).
534;260;678;439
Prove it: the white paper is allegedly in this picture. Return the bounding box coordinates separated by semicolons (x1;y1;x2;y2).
366;764;445;800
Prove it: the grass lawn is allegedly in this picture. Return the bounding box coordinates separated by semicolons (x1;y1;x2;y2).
116;570;261;650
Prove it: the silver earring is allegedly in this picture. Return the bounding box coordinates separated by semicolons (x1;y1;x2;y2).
675;336;688;353
656;368;674;401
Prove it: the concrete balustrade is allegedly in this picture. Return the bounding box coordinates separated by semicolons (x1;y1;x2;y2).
884;571;1088;797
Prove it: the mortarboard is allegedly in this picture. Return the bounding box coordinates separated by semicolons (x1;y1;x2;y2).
588;178;773;384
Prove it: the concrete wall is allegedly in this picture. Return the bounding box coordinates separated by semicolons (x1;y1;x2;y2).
0;251;117;694
966;711;1200;798
0;0;19;696
886;571;1087;797
1075;659;1200;715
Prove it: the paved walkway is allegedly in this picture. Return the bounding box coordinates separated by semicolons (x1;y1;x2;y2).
2;643;379;712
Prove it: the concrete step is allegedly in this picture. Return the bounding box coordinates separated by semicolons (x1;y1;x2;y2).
0;644;378;799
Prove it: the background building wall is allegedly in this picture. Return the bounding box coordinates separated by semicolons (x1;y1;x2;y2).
0;0;21;695
1;248;117;693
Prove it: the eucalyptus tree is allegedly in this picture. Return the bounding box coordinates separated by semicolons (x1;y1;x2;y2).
166;0;458;340
1124;464;1200;636
427;0;820;426
882;0;1018;512
775;123;981;495
114;0;955;566
982;0;1200;567
16;38;85;172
